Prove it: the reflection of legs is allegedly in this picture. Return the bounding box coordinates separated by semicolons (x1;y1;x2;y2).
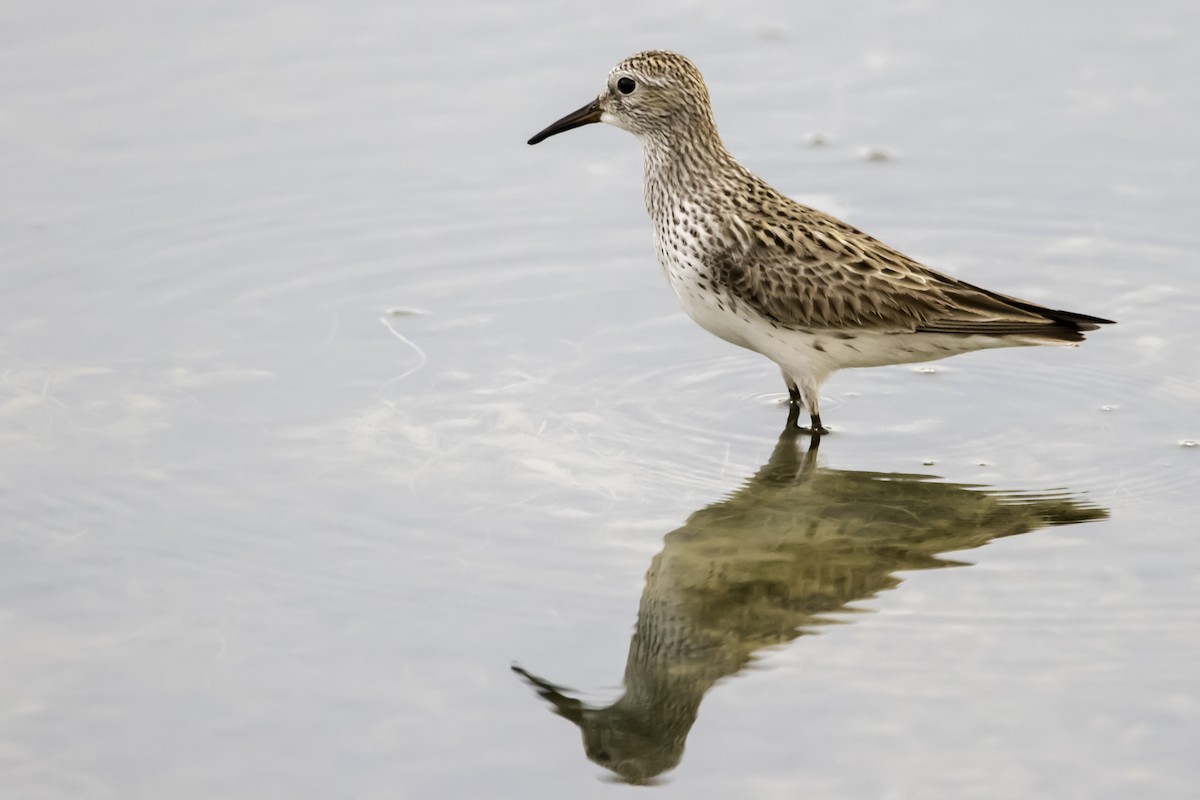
781;406;822;468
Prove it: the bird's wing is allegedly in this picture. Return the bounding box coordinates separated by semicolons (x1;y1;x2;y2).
709;202;1099;339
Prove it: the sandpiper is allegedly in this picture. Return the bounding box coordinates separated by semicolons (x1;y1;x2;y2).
528;51;1113;433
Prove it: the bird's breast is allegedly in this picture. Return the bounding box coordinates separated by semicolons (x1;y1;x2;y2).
653;214;758;349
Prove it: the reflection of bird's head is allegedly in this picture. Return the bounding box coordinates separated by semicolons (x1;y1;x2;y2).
512;666;683;784
580;703;680;785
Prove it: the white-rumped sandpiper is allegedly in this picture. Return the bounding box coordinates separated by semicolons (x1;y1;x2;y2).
529;51;1113;433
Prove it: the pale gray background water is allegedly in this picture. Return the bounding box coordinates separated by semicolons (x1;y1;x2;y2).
2;0;1198;797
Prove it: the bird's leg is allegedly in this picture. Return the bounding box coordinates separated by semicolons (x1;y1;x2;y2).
804;388;830;435
782;372;807;431
782;370;830;435
782;370;804;432
782;371;802;405
783;405;827;438
785;401;802;430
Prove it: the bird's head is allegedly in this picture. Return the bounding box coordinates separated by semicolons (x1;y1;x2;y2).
528;50;716;146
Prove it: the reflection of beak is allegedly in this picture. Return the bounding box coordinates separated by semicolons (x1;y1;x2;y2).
511;664;587;724
527;98;603;145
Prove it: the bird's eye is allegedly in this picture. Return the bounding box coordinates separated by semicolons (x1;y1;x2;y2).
616;77;636;95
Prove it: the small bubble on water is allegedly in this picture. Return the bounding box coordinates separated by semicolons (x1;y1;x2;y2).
860;146;893;162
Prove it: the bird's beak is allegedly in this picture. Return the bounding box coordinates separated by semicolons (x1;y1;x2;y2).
527;98;603;145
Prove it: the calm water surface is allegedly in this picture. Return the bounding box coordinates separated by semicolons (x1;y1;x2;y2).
2;1;1198;797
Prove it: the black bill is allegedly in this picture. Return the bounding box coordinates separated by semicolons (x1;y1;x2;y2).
527;98;603;145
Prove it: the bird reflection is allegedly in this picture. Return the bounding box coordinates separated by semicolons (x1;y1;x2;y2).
514;420;1107;785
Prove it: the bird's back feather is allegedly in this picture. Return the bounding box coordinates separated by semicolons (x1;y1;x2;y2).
707;188;1114;341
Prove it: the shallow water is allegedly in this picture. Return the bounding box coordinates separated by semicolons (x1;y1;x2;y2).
2;0;1198;797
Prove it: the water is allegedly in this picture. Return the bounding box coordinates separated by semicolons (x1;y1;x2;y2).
2;1;1198;797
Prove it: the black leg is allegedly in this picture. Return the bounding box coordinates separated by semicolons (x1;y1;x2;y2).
809;413;830;437
787;407;828;437
785;402;802;430
782;375;827;435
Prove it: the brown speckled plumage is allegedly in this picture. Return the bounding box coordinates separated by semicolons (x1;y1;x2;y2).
529;50;1114;432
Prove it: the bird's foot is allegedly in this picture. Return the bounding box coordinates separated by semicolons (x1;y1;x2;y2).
785;405;829;436
808;413;828;436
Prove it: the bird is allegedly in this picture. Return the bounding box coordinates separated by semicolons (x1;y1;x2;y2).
527;50;1113;434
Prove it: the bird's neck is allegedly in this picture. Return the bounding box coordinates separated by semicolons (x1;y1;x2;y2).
640;126;738;223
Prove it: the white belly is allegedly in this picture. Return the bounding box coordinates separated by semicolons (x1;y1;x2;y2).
660;250;1029;382
657;230;758;349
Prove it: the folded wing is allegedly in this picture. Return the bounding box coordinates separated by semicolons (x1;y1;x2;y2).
710;204;1113;342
